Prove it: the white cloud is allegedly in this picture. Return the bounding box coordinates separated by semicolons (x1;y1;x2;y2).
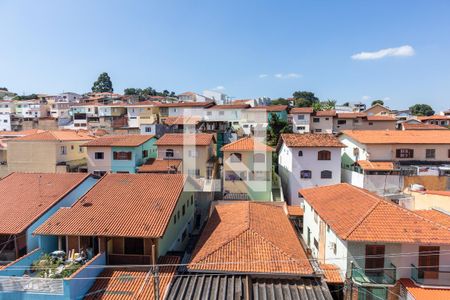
362;95;371;101
258;74;268;78
213;85;225;90
351;45;415;60
383;97;391;101
274;73;301;79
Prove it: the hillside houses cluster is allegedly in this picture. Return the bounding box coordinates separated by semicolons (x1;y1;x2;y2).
0;91;449;300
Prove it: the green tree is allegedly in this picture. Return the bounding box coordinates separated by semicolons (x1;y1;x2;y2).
323;99;336;110
0;87;8;91
292;91;319;107
92;72;113;93
267;113;292;146
410;104;435;116
371;99;384;106
271;98;289;106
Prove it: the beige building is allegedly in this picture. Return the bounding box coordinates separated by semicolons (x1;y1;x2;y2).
6;130;94;173
364;103;392;116
155;133;216;179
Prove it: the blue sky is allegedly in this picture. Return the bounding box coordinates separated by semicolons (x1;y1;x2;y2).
1;0;449;111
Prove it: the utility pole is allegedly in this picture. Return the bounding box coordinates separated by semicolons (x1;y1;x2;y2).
152;244;160;300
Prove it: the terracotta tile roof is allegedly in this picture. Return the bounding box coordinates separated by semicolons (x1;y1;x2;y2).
399;278;450;300
414;209;450;228
35;174;186;238
189;202;313;275
424;190;450;197
0;129;45;137
290;107;313;114
221;136;274;152
162;116;201;125
315;110;336;117
155;133;214;146
85;256;179;300
418;115;450;121
357;160;395;171
336;112;366;119
320;264;343;283
341;130;450;144
82;134;155;147
249;105;287;112
403;123;448;130
366;115;396;121
137;159;182;173
287;205;304;217
299;183;450;244
0;173;90;234
11;130;94;142
157;101;215;108
207;104;250;109
280;133;344;148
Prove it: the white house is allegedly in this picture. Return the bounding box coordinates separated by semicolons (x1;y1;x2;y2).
300;183;450;299
203;90;229;105
289;107;313;133
277;133;344;205
0;100;15;115
0;114;11;131
178;91;210;102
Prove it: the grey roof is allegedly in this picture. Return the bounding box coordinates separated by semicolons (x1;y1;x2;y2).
165;274;333;300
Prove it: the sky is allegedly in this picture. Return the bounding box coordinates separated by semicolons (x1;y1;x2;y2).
1;0;450;112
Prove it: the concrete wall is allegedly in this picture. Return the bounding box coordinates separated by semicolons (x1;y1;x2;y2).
7;141;57;173
311;116;333;133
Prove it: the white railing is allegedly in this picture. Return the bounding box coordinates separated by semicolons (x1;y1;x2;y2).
0;276;64;294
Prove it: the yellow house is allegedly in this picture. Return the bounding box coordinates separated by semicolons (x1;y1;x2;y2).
364;103;393;116
6;130;94;173
221;136;274;201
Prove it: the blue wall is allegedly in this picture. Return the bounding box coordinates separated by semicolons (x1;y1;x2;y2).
26;176;98;252
111;137;157;173
0;249;43;277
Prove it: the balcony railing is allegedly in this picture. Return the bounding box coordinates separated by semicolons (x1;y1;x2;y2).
411;264;450;287
352;263;396;285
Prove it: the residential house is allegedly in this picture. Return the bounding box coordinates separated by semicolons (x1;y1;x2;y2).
222;136;273;201
202;90;229;104
56;92;82;103
364;103;393;116
240;105;288;135
0;173;96;263
289;107;313;133
174;201;333;299
401;122;448;130
162;116;201;134
69;103;99;130
311;110;336;133
0;115;11;132
155;133;216;179
6;130;94;173
50;101;71;119
157;101;215;120
203;104;250;132
178;91;210;102
125;101;160;134
300;183;450;299
418;115;450;128
0;174;193;299
333;113;397;132
82;134;157;175
277;133;344;205
339;130;450;194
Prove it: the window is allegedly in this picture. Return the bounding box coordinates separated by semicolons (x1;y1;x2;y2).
93;170;106;177
318;150;331;160
206;111;212;116
337;119;346;125
173;215;177;224
177;210;180;219
113;151;132;160
313;238;319;249
225;170;246;181
94;152;104;159
142;150;148;157
145;127;152;133
300;170;312;179
182;204;186;216
188;150;197;157
426;149;436;159
253;153;265;163
70;145;74;150
314;211;318;223
191;195;194;205
315;129;322;133
124;238;144;255
313;117;320;123
297;114;305;120
79;146;84;153
60;146;67;155
219;111;225;116
296;126;305;131
396;149;414;158
165;149;174;158
365;245;385;274
298;150;303;157
230;153;242;162
448;149;450;158
321;170;332;179
418;246;440;279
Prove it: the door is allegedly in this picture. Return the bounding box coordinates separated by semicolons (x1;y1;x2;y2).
419;246;440;279
365;245;385;275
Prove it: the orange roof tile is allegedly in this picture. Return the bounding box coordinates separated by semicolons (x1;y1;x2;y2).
400;278;450;300
290;107;314;114
11;130;94;142
414;209;450;228
287;205;304;217
137;159;182;173
162;116;201;125
82;134;155;147
357;160;395;171
341;130;450;144
221;137;274;152
403;123;448;130
0;129;45;137
336;112;366;119
418;115;450;121
366;115;396;121
424;190;450;197
315;110;336;117
320;264;343;283
35;174;187;238
157;101;215;108
0;173;90;234
249;105;287;112
155;133;214;146
299;183;450;244
207;104;251;109
188;202;313;275
85;256;179;300
280;133;344;148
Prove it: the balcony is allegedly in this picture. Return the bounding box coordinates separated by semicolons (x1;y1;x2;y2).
411;264;450;287
352;263;397;286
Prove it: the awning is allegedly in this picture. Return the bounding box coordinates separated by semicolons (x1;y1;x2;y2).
357;160;395;171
